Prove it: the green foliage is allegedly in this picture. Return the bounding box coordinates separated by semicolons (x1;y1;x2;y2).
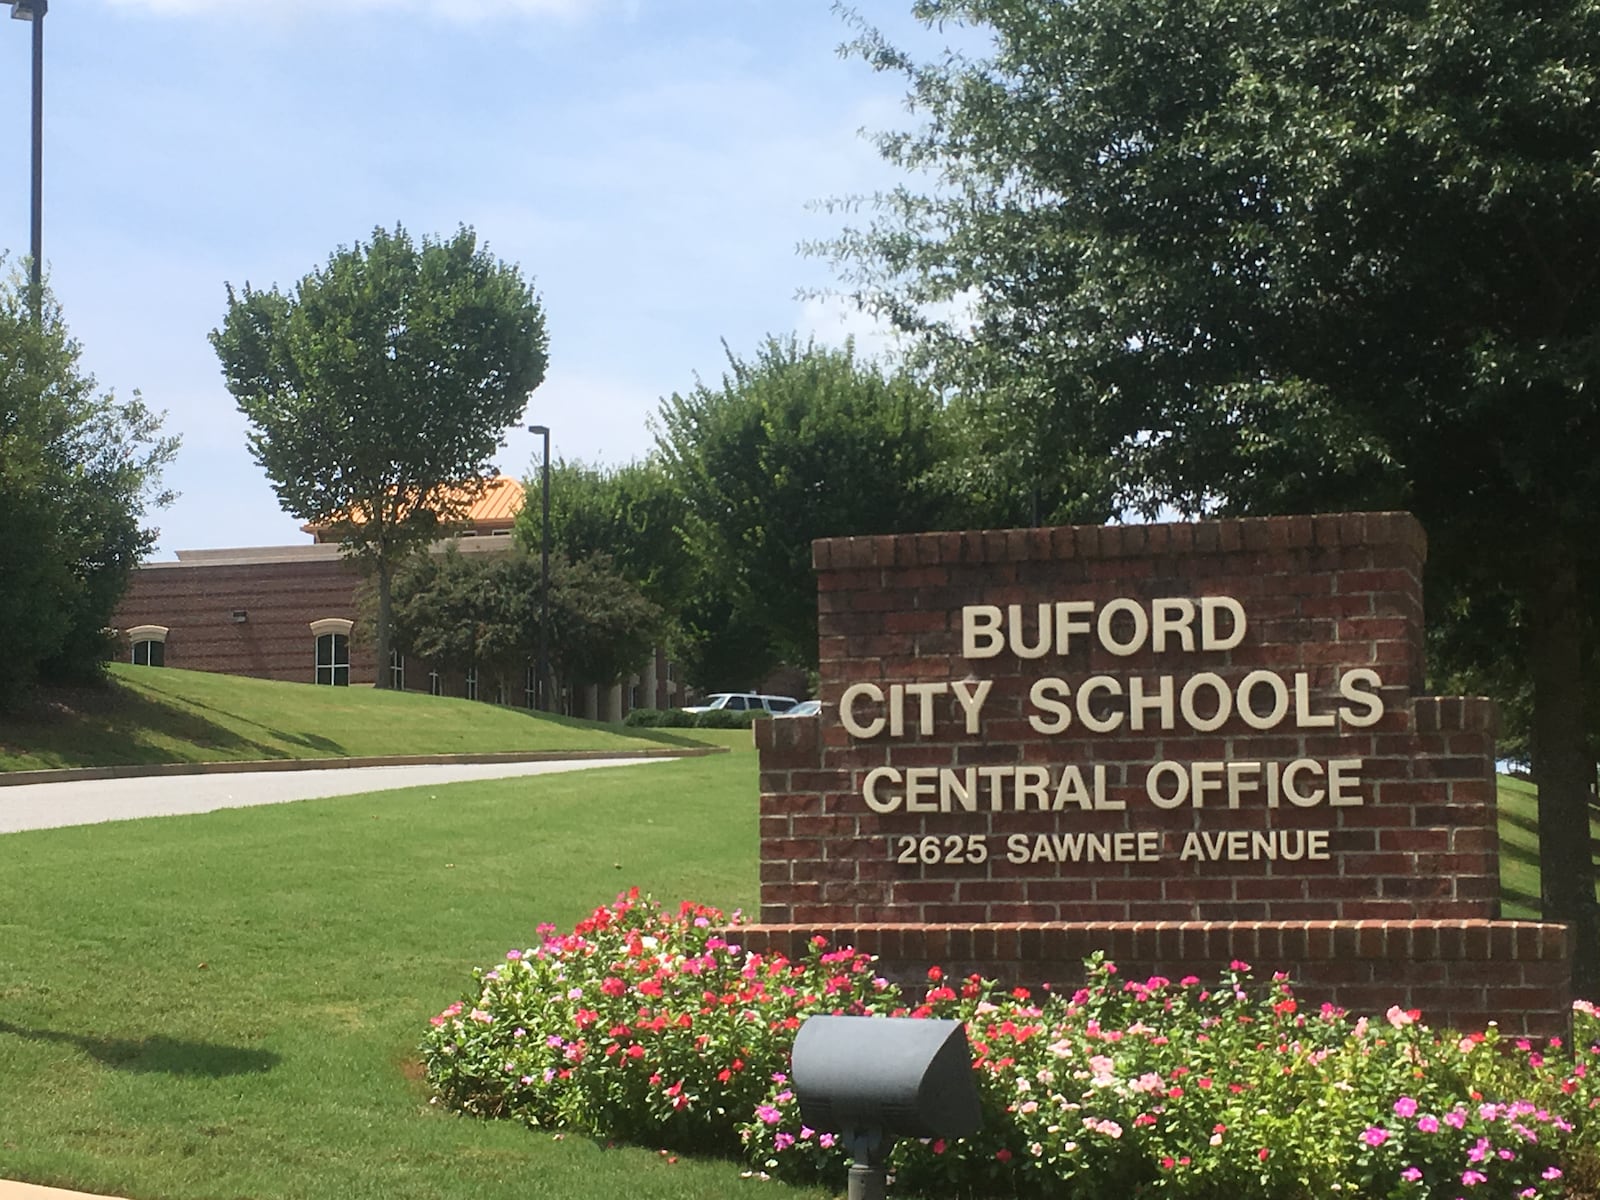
0;267;176;709
824;0;1600;979
386;545;662;700
428;902;1593;1198
210;224;549;677
654;335;960;678
623;707;697;728
520;458;695;620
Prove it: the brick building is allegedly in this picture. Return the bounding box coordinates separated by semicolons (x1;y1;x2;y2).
111;477;679;719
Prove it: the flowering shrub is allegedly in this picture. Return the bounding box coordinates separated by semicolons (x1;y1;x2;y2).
421;889;894;1156
423;895;1600;1198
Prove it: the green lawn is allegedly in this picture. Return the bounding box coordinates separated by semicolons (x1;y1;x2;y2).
0;664;684;772
0;730;828;1200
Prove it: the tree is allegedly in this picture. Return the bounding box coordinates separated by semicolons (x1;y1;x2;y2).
211;224;549;683
517;458;696;625
387;545;661;708
0;266;176;709
654;335;961;680
825;2;1600;984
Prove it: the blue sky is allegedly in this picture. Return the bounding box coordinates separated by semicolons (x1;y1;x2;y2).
0;0;957;556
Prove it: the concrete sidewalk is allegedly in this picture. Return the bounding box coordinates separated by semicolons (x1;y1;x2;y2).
0;1184;125;1199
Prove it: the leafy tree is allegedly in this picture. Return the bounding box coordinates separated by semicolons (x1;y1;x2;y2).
211;224;549;683
0;267;175;709
517;458;696;625
387;545;661;707
825;2;1600;984
653;335;960;681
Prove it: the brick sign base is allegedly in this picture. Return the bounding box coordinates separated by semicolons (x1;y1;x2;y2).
744;513;1571;1039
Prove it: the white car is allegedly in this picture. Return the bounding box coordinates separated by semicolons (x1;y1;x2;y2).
682;692;797;714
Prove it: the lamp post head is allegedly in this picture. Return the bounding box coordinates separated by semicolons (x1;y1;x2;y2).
10;1;45;21
528;424;550;436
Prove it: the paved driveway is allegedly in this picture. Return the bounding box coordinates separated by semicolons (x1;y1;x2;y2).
0;758;670;835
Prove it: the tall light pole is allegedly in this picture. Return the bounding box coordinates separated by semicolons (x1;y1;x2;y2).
528;424;551;712
11;0;46;322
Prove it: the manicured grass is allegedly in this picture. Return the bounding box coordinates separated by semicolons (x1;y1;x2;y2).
1498;773;1542;919
0;664;682;772
0;729;825;1200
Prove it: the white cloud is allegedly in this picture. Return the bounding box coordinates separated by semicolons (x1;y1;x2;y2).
794;294;903;364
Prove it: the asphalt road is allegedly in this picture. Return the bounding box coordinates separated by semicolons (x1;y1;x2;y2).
0;758;671;835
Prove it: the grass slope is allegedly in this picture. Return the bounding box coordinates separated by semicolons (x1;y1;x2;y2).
0;664;681;772
0;731;822;1200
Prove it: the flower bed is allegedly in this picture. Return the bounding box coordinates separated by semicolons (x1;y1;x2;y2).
421;891;1600;1197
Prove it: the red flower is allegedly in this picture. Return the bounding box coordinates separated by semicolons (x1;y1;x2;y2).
928;966;944;982
995;1149;1012;1163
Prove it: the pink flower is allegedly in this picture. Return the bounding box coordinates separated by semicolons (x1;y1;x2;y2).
1361;1127;1389;1147
1400;1167;1422;1183
1417;1115;1440;1133
1543;1167;1564;1181
1461;1170;1487;1186
1386;1005;1418;1028
1394;1096;1418;1118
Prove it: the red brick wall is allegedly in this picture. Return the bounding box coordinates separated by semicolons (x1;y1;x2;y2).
746;512;1571;1037
112;558;377;685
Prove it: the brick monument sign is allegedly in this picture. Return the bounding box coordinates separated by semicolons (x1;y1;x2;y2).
746;512;1571;1038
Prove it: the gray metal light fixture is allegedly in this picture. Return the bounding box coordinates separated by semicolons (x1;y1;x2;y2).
793;1015;982;1200
528;424;551;712
11;0;45;321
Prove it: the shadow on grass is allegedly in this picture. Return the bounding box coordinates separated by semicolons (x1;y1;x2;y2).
0;681;291;768
0;1020;280;1077
175;695;349;756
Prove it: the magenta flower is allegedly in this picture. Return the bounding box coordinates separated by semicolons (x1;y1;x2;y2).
755;1105;782;1125
1400;1167;1422;1183
1417;1115;1440;1133
1461;1169;1487;1186
1394;1096;1418;1118
1361;1127;1390;1147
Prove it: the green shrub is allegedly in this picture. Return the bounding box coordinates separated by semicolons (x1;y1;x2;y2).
691;709;765;729
622;707;697;727
423;895;1596;1198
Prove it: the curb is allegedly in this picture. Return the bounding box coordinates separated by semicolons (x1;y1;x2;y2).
0;1184;126;1199
0;744;725;787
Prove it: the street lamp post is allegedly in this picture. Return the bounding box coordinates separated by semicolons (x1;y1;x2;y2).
528;424;551;712
11;0;46;321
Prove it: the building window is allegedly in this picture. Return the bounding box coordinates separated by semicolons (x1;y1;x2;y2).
309;618;354;686
315;634;350;686
126;624;169;667
427;669;442;697
465;668;478;701
389;649;405;691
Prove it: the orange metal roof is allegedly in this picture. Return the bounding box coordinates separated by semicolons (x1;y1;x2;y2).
301;475;526;539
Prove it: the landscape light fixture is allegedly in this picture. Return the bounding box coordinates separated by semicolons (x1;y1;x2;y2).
11;0;45;322
528;424;551;711
792;1015;982;1200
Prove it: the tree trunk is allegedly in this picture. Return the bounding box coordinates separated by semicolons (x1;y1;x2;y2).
374;553;394;689
1529;550;1599;996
